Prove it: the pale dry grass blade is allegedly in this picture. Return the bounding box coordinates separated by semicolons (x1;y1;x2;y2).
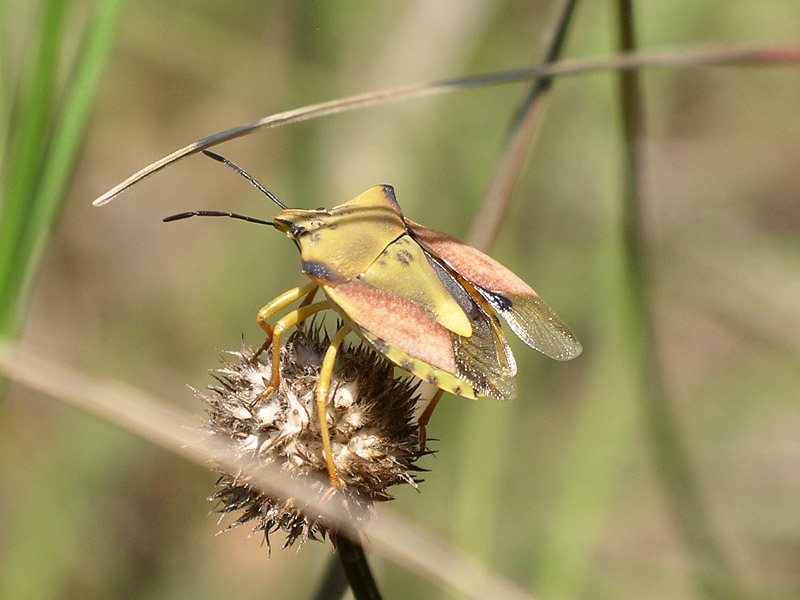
92;43;800;207
0;340;536;600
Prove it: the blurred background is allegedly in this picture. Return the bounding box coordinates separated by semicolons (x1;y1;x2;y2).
1;1;799;599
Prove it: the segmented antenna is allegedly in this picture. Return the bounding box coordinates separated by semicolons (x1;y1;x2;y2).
162;210;277;227
163;151;286;226
202;150;286;210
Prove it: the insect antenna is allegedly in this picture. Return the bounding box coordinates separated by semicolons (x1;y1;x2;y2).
202;150;287;210
163;210;277;227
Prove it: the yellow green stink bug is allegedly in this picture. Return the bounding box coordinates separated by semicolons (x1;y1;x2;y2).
165;151;582;486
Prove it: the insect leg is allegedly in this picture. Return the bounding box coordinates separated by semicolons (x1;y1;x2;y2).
315;323;352;487
417;388;445;451
298;286;318;308
260;300;330;397
254;282;318;358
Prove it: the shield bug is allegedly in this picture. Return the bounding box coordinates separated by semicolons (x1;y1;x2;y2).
160;151;583;486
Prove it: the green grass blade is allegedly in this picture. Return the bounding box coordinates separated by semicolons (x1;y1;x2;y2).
0;0;67;327
0;0;10;176
1;0;66;210
0;0;125;336
9;0;125;335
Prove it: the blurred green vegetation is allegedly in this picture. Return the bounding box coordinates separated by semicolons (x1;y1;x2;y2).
1;1;799;599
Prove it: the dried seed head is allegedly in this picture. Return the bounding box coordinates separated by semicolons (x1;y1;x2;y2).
198;325;423;549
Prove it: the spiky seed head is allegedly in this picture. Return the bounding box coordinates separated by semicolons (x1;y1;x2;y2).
198;325;423;549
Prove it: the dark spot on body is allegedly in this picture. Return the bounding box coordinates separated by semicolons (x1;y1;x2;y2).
426;374;439;385
452;385;462;394
309;231;321;243
303;260;339;283
396;249;413;266
400;359;414;371
372;338;389;353
488;292;513;312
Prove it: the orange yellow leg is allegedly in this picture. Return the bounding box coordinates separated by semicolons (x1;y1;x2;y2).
298;286;318;309
260;300;330;396
417;389;444;451
254;282;318;359
316;323;351;487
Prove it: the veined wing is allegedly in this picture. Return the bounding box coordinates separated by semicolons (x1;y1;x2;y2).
425;253;516;400
407;219;582;361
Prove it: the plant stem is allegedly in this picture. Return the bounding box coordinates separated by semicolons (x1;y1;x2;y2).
615;2;750;599
452;3;580;567
312;555;349;600
467;0;579;251
333;533;382;600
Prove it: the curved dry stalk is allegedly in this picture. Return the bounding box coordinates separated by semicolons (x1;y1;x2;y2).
466;0;578;251
0;339;535;600
449;0;581;576
92;43;800;207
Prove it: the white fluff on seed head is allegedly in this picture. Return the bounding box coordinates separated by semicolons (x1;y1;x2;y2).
199;327;422;549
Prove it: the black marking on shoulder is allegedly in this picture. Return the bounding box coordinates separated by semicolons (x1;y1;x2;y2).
302;260;340;283
379;185;404;216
